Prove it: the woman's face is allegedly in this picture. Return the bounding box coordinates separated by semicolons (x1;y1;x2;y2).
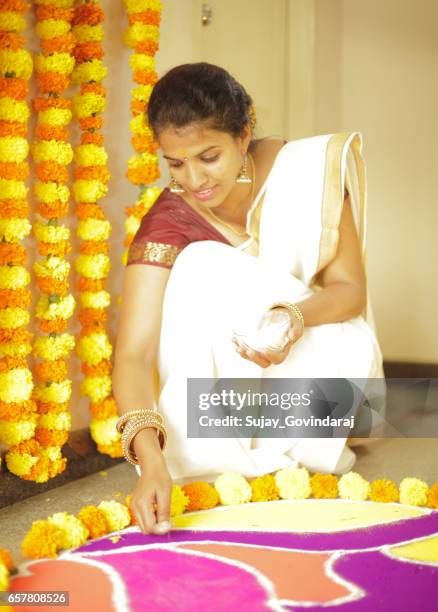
158;122;251;209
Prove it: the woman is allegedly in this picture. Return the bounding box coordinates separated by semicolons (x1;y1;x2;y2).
112;63;384;535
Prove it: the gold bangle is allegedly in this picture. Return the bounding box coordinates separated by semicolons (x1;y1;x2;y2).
121;417;167;465
116;409;163;434
269;301;304;327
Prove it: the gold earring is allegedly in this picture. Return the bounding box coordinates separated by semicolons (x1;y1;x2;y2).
169;177;184;193
236;153;252;184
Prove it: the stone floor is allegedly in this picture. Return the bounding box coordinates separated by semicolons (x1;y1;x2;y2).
0;436;437;567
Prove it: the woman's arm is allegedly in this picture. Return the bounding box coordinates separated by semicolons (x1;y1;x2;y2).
112;263;172;534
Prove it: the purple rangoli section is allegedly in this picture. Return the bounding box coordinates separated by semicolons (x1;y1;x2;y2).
76;511;438;554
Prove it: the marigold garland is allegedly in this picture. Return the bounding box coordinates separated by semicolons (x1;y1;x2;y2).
0;0;41;480
24;0;76;482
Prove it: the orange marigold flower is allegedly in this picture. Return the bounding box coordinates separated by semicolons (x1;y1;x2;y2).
310;473;339;499
0;547;14;571
40;318;68;334
0;76;28;99
0;161;28;181
133;69;158;86
79;240;108;255
36;73;70;96
76;277;105;292
0;355;27;372
74;202;105;220
78;307;107;326
97;440;122;459
0;198;29;218
0;328;32;344
0;32;24;51
74;165;109;182
73;42;103;63
35;276;68;296
47;457;67;480
0;400;35;421
0;243;26;264
80;132;104;146
82;360;112;377
80;324;105;338
37;401;68;415
128;10;161;26
38;240;72;258
2;0;28;13
250;474;280;502
33;97;71;112
79;116;103;131
0;289;31;309
90;397;117;420
35;6;73;21
35;160;69;183
36;429;69;448
126;164;159;186
81;83;105;97
131;133;157;154
182;481;220;511
34;358;67;383
35;125;68;143
41;33;76;55
36;200;69;219
369;479;399;503
134;40;159;56
72;3;104;26
0;120;27;138
427;482;438;509
77;506;109;539
130;99;146;116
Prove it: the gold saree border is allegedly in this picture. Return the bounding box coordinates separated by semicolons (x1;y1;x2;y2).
127;241;181;267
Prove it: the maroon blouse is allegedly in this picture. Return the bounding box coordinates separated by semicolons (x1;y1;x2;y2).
126;188;232;269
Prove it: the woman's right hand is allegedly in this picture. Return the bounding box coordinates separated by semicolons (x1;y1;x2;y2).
130;432;173;535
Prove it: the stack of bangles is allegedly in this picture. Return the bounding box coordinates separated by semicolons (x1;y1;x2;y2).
116;409;167;466
269;302;305;327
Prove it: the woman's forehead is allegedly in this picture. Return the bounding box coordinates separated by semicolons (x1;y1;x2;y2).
158;123;232;155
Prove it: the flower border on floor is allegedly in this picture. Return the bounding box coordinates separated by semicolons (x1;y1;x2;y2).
5;468;437;561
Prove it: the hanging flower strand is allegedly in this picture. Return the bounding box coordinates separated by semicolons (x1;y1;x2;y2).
27;0;77;481
122;0;163;263
71;0;121;458
0;1;41;481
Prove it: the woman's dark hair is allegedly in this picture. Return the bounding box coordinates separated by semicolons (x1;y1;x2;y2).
147;63;253;138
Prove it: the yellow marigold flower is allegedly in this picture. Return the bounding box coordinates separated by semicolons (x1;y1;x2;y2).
275;467;311;500
72;60;107;85
0;417;36;446
0;266;30;290
129;113;152;137
250;474;280;502
33;222;70;244
369;479;399;503
34;381;72;405
74;144;107;166
125;216;141;236
132;84;153;103
38;411;71;432
0;179;27;200
182;481;220;511
48;513;89;550
6;451;38;477
35;294;75;321
0;562;9;591
310;473;339;499
40;446;62;463
36;19;71;40
38;108;72;127
34;257;70;280
81;375;111;403
0;98;30;123
399;477;429;506
77;219;111;241
89;416;119;446
21;520;64;559
139;186;162;206
77;332;112;366
72;92;106;119
0;12;26;33
34;0;74;7
33;334;75;360
0;137;29;163
0;218;31;241
72;24;104;43
0;49;33;80
338;472;370;501
34;53;75;76
32;140;73;165
214;472;252;505
123;23;159;48
80;290;110;309
0;342;32;357
77;506;110;539
125;0;163;12
0;368;33;403
72;179;108;203
97;500;131;531
121;251;128;266
170;484;189;517
35;182;70;204
127;151;158;170
130;53;155;72
75;254;110;280
0;307;30;329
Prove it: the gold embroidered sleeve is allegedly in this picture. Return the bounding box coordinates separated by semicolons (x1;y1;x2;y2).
127;241;181;268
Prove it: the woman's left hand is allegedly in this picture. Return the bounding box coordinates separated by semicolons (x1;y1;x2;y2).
232;306;304;368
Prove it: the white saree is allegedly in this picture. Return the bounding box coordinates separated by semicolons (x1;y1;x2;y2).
137;132;384;481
